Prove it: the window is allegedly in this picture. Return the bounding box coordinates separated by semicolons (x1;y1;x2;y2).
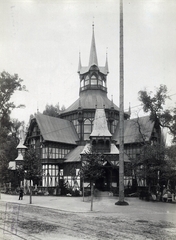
85;79;89;86
83;119;92;140
42;147;47;159
91;75;97;85
42;165;59;187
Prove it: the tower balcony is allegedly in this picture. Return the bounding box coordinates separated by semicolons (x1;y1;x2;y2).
80;84;107;93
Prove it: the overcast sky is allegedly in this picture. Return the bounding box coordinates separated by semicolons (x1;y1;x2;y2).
1;0;176;142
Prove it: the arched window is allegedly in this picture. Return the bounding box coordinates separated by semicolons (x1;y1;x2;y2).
84;119;92;140
98;139;104;147
90;74;97;85
92;140;96;146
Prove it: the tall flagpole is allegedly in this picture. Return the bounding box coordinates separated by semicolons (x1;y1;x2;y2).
116;0;128;206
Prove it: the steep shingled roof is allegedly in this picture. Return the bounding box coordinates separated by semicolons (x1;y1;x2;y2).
90;108;112;137
113;116;154;144
35;114;79;145
78;25;109;75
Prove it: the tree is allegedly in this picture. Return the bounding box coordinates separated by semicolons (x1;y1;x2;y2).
43;103;65;117
0;71;26;129
23;148;42;204
0;71;26;190
134;143;166;190
138;85;176;142
135;85;176;193
164;145;176;189
80;149;105;211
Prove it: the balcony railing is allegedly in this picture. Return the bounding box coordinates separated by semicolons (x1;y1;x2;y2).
80;85;107;92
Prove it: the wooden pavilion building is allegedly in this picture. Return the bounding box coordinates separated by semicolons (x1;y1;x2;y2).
21;26;161;195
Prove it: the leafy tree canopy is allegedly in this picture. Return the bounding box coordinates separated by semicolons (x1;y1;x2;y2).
138;85;176;141
43;103;65;118
23;148;42;181
0;71;26;129
80;149;105;183
0;71;26;185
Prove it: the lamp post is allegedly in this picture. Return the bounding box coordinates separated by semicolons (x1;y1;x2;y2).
115;0;128;205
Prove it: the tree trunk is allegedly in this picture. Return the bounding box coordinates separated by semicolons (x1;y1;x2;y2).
90;182;94;211
30;179;32;204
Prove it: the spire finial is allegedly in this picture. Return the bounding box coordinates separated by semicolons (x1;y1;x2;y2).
92;16;94;30
105;47;109;73
37;102;39;114
89;20;98;67
78;51;82;73
129;102;131;116
111;95;114;108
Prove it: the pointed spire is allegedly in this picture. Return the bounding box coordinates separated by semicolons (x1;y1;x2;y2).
78;52;82;73
90;109;112;137
105;49;109;73
89;23;98;67
16;127;27;149
78;98;81;109
128;102;131;116
111;95;114;108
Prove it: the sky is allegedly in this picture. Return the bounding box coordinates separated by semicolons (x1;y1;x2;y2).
0;0;176;143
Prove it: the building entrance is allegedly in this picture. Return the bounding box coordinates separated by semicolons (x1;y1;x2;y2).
95;166;119;191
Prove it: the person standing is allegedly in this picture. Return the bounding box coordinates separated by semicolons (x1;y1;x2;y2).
19;188;23;200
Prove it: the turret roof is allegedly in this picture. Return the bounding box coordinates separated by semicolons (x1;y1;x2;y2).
61;89;119;114
77;25;109;75
90;108;112;137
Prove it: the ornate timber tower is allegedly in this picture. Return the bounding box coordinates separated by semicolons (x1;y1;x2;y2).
60;25;129;144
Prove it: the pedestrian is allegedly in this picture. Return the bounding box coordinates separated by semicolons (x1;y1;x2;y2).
19;188;23;200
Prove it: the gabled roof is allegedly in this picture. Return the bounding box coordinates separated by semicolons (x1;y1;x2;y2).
90;108;112;137
64;146;85;162
113;116;155;144
35;114;79;145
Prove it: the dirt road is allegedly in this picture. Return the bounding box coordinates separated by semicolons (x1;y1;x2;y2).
1;199;176;240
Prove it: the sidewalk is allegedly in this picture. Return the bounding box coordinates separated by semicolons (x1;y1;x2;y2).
1;193;176;223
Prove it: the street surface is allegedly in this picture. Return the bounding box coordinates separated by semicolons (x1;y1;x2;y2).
0;194;176;240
